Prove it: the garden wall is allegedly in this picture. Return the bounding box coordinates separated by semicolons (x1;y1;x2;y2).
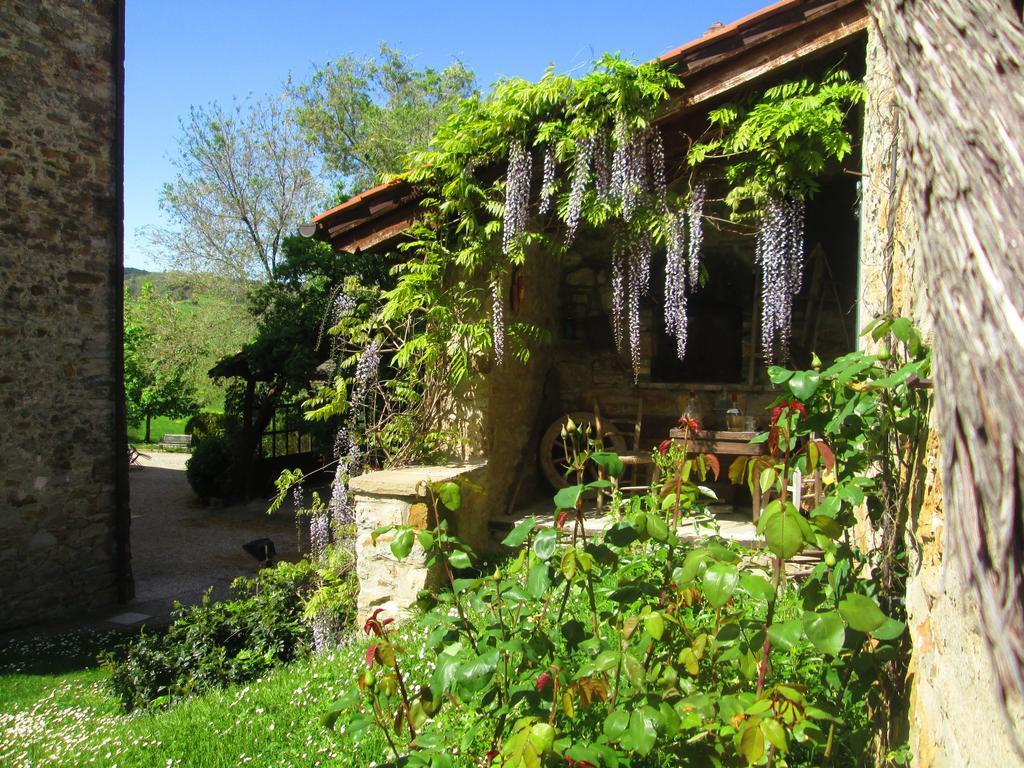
0;0;129;629
858;27;1021;766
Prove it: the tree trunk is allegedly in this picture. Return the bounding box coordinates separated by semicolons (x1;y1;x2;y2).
144;413;152;444
868;0;1024;714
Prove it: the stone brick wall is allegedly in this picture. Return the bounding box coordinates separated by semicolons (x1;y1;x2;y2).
859;27;1022;765
0;1;129;629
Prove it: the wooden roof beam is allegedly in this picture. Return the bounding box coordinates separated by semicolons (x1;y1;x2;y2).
657;2;868;122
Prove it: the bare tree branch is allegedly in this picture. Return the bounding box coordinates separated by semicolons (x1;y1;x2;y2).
145;96;322;283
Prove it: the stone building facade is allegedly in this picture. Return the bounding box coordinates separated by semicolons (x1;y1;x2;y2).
0;1;130;629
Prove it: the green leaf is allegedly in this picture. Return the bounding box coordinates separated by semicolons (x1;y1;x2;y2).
802;610;846;656
767;619;803;651
391;528;415;560
676;549;708;585
321;704;345;730
448;549;472;569
436;481;461;511
762;717;788;753
605;521;639;547
456;651;497;695
767;366;794;384
739;722;766;764
761;506;806;560
409;700;429;730
629;708;658;756
702;562;739;608
591;451;625;479
871;617;906;641
554;485;584;510
622;652;645;691
502;516;537;548
838;593;887;632
592;650;619;674
739;573;776;602
644;612;665;641
530;722;555;754
604;710;630;739
646;515;670;543
527;563;551;598
533;528;558;561
787;371;820;400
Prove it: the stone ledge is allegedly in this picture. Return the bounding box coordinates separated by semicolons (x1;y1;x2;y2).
350;463;486;497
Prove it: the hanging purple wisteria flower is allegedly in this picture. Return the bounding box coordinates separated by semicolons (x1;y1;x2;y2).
627;241;643;381
611;239;627;354
647;128;669;214
333;291;356;320
611;116;647;222
503;139;532;256
756;195;806;362
491;277;505;364
565;134;594;244
538;145;556;215
349;340;381;407
687;183;706;292
323;339;381;539
664;208;689;360
593;128;612;203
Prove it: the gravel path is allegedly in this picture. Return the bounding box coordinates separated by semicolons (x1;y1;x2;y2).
126;451;304;621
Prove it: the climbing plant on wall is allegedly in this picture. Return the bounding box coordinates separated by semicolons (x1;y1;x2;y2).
320;59;865;468
384;55;682;381
375;60;862;387
689;70;865;362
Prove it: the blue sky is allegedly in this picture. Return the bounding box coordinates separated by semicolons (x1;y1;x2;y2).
125;0;767;271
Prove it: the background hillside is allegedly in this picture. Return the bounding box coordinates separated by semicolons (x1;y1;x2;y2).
125;268;255;413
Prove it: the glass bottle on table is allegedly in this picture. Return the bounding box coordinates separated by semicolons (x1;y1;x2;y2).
726;394;744;431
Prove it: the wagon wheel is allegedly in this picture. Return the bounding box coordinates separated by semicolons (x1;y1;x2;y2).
539;411;627;489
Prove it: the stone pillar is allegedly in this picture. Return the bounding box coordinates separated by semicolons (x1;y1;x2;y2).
0;0;130;628
351;463;485;624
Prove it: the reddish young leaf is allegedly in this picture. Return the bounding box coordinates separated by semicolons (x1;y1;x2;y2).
703;453;721;480
814;440;836;470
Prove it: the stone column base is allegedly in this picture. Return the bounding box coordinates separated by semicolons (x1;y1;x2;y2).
351;463;486;625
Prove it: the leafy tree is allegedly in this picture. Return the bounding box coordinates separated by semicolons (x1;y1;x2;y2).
147;97;322;283
208;236;390;498
291;44;476;194
124;283;202;443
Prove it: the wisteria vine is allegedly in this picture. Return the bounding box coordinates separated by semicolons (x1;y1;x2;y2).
687;182;706;292
664;207;689;360
491;278;505;364
756;195;806;362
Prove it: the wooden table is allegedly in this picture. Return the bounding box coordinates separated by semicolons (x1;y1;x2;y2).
668;429;769;520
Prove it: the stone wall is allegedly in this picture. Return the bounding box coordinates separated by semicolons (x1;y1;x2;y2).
0;1;129;629
858;27;1022;765
351;463;486;623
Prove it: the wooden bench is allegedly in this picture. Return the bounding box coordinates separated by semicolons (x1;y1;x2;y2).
159;433;192;447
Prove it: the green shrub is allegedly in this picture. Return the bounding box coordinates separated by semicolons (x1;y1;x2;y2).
325;318;930;768
186;410;226;444
104;560;324;711
185;434;233;500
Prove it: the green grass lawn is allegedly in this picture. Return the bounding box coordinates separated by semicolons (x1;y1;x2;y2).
127;416;190;447
0;626;472;768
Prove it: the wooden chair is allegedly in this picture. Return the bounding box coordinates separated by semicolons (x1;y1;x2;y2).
593;399;655;498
